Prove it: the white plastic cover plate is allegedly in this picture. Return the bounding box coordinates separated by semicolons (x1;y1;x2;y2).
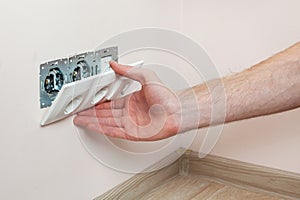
40;61;144;126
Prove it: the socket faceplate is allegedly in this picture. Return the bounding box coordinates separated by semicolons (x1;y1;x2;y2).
40;60;144;126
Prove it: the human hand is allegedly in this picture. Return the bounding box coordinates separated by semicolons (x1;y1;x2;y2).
73;61;182;141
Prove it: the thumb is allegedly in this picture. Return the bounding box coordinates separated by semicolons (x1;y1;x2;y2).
109;60;133;76
109;61;154;85
109;60;161;85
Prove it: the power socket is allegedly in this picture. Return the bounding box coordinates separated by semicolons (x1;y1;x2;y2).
40;47;118;108
40;50;144;126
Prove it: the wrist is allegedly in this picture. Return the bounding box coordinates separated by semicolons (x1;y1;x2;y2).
175;86;210;133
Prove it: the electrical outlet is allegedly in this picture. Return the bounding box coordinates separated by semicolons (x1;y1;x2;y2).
39;46;118;109
40;58;69;108
69;52;93;82
40;55;144;126
39;46;144;126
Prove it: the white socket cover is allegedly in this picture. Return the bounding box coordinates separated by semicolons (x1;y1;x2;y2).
40;61;144;126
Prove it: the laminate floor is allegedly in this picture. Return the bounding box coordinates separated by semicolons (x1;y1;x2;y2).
140;175;288;200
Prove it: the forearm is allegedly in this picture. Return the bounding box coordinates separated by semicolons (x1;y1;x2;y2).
178;42;300;131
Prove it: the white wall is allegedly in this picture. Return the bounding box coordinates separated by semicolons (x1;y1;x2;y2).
1;0;300;199
181;0;300;173
0;0;181;199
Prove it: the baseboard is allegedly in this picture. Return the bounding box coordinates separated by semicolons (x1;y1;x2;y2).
185;151;300;199
94;149;300;200
94;157;179;200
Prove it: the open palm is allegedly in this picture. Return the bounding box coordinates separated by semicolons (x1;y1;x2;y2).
74;61;181;141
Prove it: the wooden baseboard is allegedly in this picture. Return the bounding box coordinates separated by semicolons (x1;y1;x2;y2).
184;151;300;199
94;159;179;200
94;149;300;200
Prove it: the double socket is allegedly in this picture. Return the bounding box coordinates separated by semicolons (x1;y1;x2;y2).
39;47;118;108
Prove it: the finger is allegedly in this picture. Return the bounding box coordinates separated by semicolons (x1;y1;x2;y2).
74;116;162;141
85;123;132;140
74;116;140;140
73;115;98;127
78;108;123;118
109;61;162;85
97;109;123;117
109;60;133;76
95;98;125;109
98;117;123;127
74;115;123;127
77;108;97;116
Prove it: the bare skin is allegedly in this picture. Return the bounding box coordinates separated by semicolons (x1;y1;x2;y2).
73;42;300;141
